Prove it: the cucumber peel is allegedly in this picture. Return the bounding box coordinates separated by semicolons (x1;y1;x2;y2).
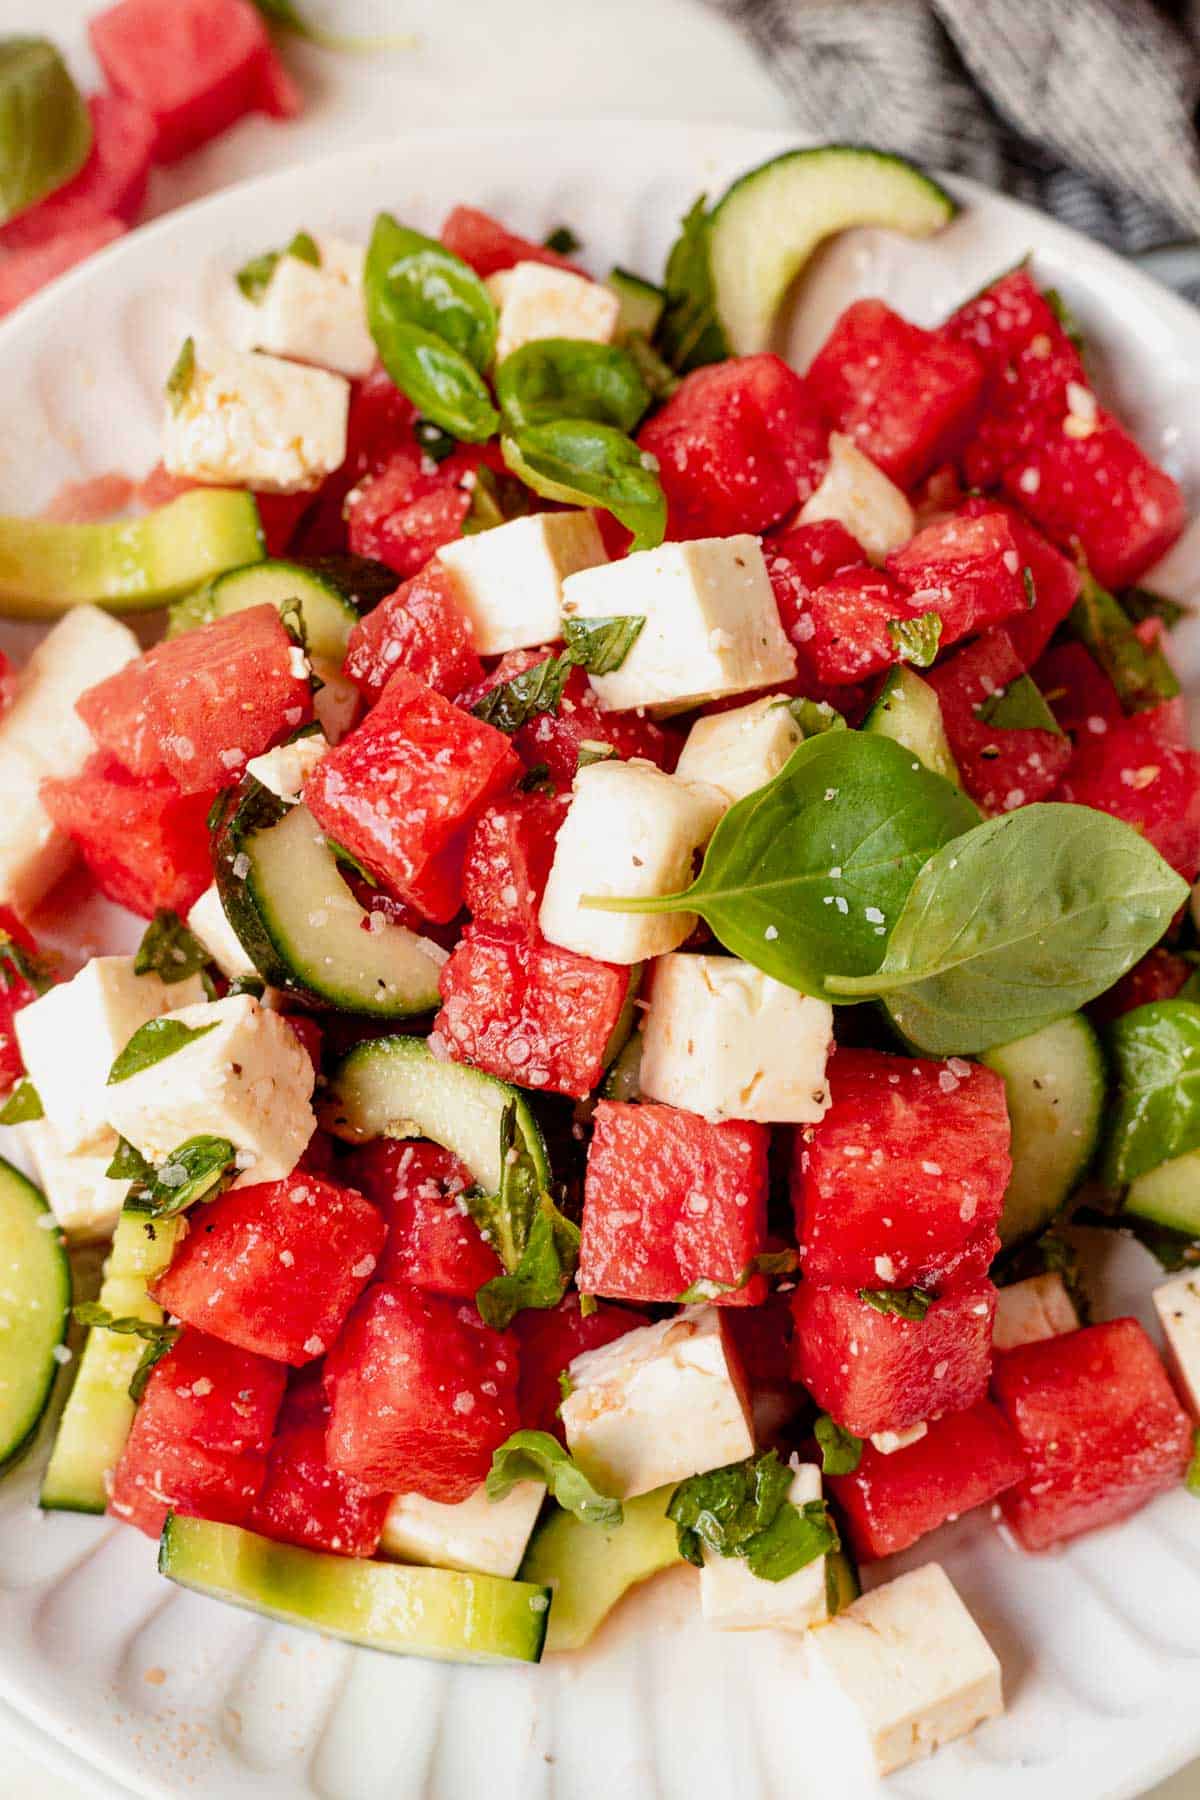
0;1154;69;1473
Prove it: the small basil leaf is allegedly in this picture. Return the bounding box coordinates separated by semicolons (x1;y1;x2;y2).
462;463;533;535
413;416;458;463
1103;1000;1200;1188
743;1498;840;1584
462;1099;549;1275
858;1285;935;1321
475;1195;580;1328
106;1137;154;1183
471;653;572;735
368;321;498;443
561;614;645;675
0;39;92;226
543;225;582;254
675;1249;799;1303
975;674;1064;736
576;742;616;770
486;1428;623;1526
785;697;847;737
519;761;556;792
366;212;497;373
1068;570;1179;713
814;1414;863;1475
667;1451;834;1582
888;610;942;670
1123;587;1189;631
502;422;666;553
235;229;321;303
0;929;53;995
108;1018;219;1085
165;338;196;415
124;1135;239;1219
654;194;729;374
72;1303;181;1404
497;339;651;435
134;910;213;985
0;1079;42;1124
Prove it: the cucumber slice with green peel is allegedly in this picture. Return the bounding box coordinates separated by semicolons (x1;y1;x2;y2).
0;490;264;617
168;555;394;660
981;1014;1106;1245
324;1035;550;1196
518;1485;679;1653
601;965;642;1071
159;1514;551;1664
212;784;445;1018
40;1208;183;1511
0;1157;70;1473
863;666;960;786
709;147;957;356
601;1030;643;1104
608;268;666;340
1125;1149;1200;1237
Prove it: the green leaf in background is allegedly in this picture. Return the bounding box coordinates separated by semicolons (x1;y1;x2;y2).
859;1285;935;1321
496;339;651;435
0;1079;42;1124
654;194;730;373
561;614;645;675
668;1450;838;1582
165;338;196;415
1122;587;1189;631
475;1195;581;1328
814;1414;863;1475
1068;569;1180;713
543;225;582;254
829;803;1188;1055
123;1135;238;1219
1103;1000;1200;1188
584;732;980;1001
502;421;666;552
887;610;942;670
486;1428;623;1527
0;39;91;226
108;1018;219;1085
975;673;1064;736
235;229;320;303
134;910;213;986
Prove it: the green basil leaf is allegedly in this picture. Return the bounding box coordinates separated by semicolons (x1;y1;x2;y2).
1103;1000;1200;1188
623;331;680;402
518;761;556;791
785;697;847;737
165;337;195;415
124;1135;238;1219
134;910;213;986
0;39;91;226
108;1018;219;1085
106;1137;154;1183
828;803;1188;1055
1044;286;1086;352
1187;1428;1200;1498
503;423;666;553
814;1414;863;1475
72;1303;181;1404
0;1079;42;1124
654;194;729;374
413;416;457;463
561;614;645;675
584;732;980;1002
471;652;571;734
461;463;533;535
368;319;498;444
858;1285;935;1321
667;1451;834;1581
1122;587;1189;631
675;1249;798;1303
462;1099;549;1275
576;742;616;771
475;1194;580;1328
975;673;1064;736
1068;570;1180;713
743;1498;840;1584
0;929;53;996
887;610;942;670
486;1427;622;1526
543;225;582;254
497;339;650;435
235;229;320;303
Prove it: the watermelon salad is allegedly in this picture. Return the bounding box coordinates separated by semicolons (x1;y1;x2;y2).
2;142;1200;1781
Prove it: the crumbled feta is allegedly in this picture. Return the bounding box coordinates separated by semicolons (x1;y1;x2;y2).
674;693;802;809
311;659;361;745
869;1422;929;1456
486;261;620;364
1153;1271;1200;1416
699;1461;828;1632
379;1480;543;1579
437;511;607;654
245;732;327;804
240;235;375;379
185;885;257;982
163;341;349;494
992;1272;1079;1352
796;432;915;563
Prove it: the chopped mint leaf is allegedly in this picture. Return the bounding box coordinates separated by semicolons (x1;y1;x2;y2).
134;910;213;985
561;614;645;676
887;610;942;670
236;229;320;303
576;741;617;770
472;652;572;734
1123;587;1189;631
668;1450;838;1581
73;1304;181;1403
486;1428;623;1527
108;1018;219;1084
413;416;457;463
0;1079;42;1124
975;673;1063;736
858;1285;935;1322
165;337;195;414
518;762;556;793
474;1193;580;1329
106;1137;153;1183
123;1135;238;1220
814;1413;863;1475
0;930;53;996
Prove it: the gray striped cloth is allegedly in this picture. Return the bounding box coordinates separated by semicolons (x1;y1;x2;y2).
710;0;1200;297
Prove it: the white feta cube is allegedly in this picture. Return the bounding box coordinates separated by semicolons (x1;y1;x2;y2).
699;1461;828;1632
242;235;375;380
16;1119;129;1241
186;885;256;982
1153;1271;1200;1417
806;1563;1003;1777
796;432;915;563
380;1480;543;1579
992;1273;1080;1353
639;953;833;1124
561;537;796;716
539;760;724;964
487;261;620;364
163;341;350;494
561;1306;754;1499
869;1422;929;1456
674;694;802;809
103;993;316;1180
15;957;206;1154
0;744;75;917
311;659;360;745
245;732;327;803
437;511;607;655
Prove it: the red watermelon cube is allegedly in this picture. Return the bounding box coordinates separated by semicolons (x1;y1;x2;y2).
153;1174;385;1367
637;353;827;539
432;926;628;1099
957;497;1081;669
41;754;215;919
944;267;1065;375
514;1294;643;1438
992;1318;1193;1550
1089;946;1192;1027
324;1283;521;1501
790;1279;996;1436
827;1399;1027;1560
785;565;911;687
109;1329;286;1538
345;447;476;579
462;790;570;937
441;206;583;279
481;657;681;782
0;94;154;249
806;300;984;490
925;629;1073;814
578;1101;770;1305
1033;642;1124;738
764;520;865;643
794;1049;1010;1290
0;909;47;1096
1055;700;1200;880
886;511;1028;641
0;219;126;318
343;565;483;705
249;1370;390;1558
303;670;521;922
338;1138;501;1298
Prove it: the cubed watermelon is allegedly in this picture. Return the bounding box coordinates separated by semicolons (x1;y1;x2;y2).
440;205;582;279
637;353;827;539
1032;642;1124;738
343;565;483;704
465;656;681;783
89;0;298;165
944;267;1065;375
109;1329;286;1538
338;1138;501;1298
461;790;570;937
886;511;1028;641
514;1294;643;1438
806;300;984;490
794;1049;1010;1290
992;1318;1192;1550
764;520;865;640
324;1283;520;1501
303;669;521;922
957;497;1081;669
790;1279;996;1436
1090;947;1192;1027
0;94;154;249
0;909;46;1095
784;565;909;687
345;447;478;578
925;629;1073;814
578;1100;770;1305
153;1174;385;1367
827;1399;1026;1560
0;219;126;318
41;754;215;919
432;926;628;1099
1055;700;1200;880
249;1369;390;1558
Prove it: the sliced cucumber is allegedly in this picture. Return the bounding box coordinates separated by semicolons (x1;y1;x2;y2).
323;1035;549;1195
863;666;960;786
608;268;666;340
1125;1149;1200;1237
601;965;642;1071
601;1031;643;1104
168;555;394;661
981;1014;1106;1245
0;1157;69;1473
0;490;264;617
709;147;957;356
40;1208;183;1512
212;783;445;1017
518;1485;680;1653
824;1547;861;1619
159;1514;551;1665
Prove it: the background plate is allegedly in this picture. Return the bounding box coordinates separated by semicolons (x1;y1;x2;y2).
1;121;1200;1800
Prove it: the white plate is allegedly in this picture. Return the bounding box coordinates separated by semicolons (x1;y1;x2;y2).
2;121;1200;1800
